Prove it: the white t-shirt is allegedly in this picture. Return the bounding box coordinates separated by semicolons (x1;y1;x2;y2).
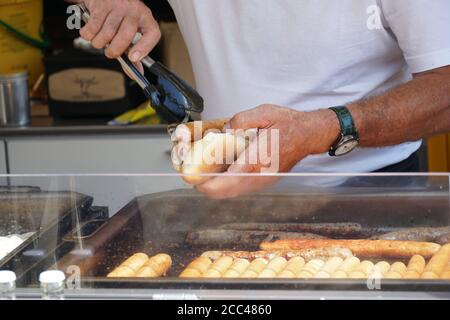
168;0;450;173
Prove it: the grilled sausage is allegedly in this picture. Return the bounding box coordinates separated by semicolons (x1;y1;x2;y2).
218;222;365;238
372;226;450;242
261;239;441;259
186;229;326;248
435;233;450;245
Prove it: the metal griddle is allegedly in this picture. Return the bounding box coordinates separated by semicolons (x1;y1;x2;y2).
50;184;450;295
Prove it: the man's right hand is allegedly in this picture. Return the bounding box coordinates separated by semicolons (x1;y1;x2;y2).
68;0;161;65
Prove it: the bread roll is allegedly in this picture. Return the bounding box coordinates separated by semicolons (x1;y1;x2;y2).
261;239;441;259
174;132;250;185
422;244;450;278
107;252;148;277
135;253;172;278
222;270;241;278
297;259;324;278
278;257;305;278
389;262;407;274
277;270;295;278
403;271;421;279
181;256;212;276
266;257;287;273
407;255;426;273
349;261;374;279
258;269;277;278
314;271;332;278
331;257;360;278
403;255;426;279
440;261;450;279
135;266;158;277
374;261;391;276
385;272;403;279
223;259;250;278
385;262;407;279
120;253;149;272
204;256;234;277
203;269;222;278
179;268;202;278
421;272;439;279
107;266;135;278
315;257;344;278
440;271;450;279
241;258;268;278
258;257;287;278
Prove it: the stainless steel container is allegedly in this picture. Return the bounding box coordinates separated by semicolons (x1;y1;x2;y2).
0;72;30;127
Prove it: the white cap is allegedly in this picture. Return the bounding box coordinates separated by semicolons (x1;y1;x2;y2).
0;270;16;283
39;270;66;284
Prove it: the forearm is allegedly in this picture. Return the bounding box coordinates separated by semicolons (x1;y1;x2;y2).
347;66;450;147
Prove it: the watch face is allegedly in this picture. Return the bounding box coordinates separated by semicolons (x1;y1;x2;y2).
334;138;359;156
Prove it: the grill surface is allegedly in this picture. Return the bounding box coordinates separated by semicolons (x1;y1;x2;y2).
56;186;450;282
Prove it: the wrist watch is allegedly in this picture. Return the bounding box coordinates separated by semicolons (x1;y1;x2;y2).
328;106;359;157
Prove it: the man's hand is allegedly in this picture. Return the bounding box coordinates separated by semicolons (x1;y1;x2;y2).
70;0;160;71
196;105;340;199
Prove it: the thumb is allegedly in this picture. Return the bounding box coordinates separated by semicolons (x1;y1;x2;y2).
229;105;272;130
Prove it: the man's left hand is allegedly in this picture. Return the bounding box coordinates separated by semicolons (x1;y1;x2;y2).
196;104;340;199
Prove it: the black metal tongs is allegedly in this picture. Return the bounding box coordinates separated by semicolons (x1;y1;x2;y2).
76;3;203;124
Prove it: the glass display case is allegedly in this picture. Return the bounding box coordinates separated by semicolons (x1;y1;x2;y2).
0;173;449;300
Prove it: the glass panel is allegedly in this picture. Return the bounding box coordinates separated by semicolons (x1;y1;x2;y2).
0;173;449;299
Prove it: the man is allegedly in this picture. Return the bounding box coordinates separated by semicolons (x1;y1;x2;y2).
70;0;450;198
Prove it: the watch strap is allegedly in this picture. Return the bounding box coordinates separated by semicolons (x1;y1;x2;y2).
329;106;359;139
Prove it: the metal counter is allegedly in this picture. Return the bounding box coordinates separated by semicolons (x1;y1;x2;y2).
0;123;167;138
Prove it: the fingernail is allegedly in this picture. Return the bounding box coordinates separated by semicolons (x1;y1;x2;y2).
130;51;141;62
